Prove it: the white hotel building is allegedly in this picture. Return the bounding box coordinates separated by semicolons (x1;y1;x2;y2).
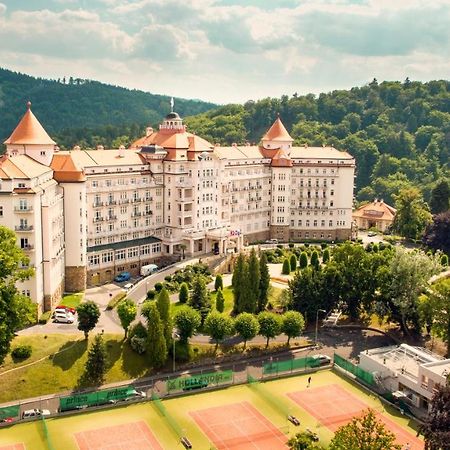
0;103;355;313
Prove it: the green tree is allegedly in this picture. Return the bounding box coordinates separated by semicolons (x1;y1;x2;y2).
322;248;330;263
232;253;249;314
430;179;450;214
179;282;189;304
247;248;260;313
143;301;167;368
288;432;325;449
117;298;137;338
214;274;223;291
310;251;320;269
83;333;107;385
282;311;306;344
189;276;211;323
299;252;308;269
258;252;270;312
420;383;450;450
282;258;291;275
329;409;401;450
392;188;432;239
76;301;101;340
234;313;259;349
257;312;282;348
204;312;234;350
427;279;450;356
0;226;35;364
173;305;201;343
157;288;172;345
215;288;225;313
290;254;298;271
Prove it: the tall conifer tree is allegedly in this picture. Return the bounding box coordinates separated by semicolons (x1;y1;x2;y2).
143;302;167;369
247;248;260;313
258;252;270;312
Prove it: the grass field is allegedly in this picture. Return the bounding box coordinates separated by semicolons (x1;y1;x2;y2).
0;370;424;449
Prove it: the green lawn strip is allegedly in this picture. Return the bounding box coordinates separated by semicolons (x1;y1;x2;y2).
0;419;45;449
210;285;234;314
268;285;283;307
0;334;78;374
0;334;151;403
61;293;84;308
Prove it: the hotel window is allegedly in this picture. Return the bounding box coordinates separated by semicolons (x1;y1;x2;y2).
321;220;325;227
306;220;310;227
0;206;2;216
329;220;333;227
313;220;318;227
92;180;98;187
330;190;334;196
116;250;126;260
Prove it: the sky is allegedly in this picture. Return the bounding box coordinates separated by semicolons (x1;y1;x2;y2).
0;0;449;104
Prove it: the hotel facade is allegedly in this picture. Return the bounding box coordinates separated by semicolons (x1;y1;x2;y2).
0;103;355;313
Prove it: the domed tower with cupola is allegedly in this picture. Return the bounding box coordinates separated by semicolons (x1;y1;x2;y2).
4;101;56;167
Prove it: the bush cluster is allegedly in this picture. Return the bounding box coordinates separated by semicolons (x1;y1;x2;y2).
11;345;32;360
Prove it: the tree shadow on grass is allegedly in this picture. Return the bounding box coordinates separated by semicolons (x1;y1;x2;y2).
121;341;151;379
103;337;123;371
51;340;88;371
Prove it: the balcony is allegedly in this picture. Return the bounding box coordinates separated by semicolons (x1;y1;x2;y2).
14;206;33;212
107;200;117;205
22;244;35;251
105;215;117;221
132;212;142;217
93;202;104;208
143;210;153;216
15;225;33;232
93;217;104;223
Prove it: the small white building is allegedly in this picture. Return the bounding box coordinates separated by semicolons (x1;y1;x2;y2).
359;344;450;411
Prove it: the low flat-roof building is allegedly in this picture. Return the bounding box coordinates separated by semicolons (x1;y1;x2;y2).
359;344;450;411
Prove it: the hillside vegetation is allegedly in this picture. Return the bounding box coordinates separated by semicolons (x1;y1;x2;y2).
0;67;216;150
185;79;450;203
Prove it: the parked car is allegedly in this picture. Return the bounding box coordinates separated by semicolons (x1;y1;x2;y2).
54;312;75;324
123;282;134;291
55;305;76;314
0;417;14;423
311;354;331;366
22;409;50;419
265;238;278;244
114;271;131;282
367;231;377;237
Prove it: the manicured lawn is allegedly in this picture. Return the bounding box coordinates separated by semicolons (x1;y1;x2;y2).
0;334;152;403
60;292;84;308
210;285;234;314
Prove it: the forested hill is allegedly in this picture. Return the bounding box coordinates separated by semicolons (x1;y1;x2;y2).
184;79;450;203
0;68;216;149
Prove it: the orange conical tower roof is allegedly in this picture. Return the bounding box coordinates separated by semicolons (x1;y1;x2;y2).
4;102;56;145
262;116;293;142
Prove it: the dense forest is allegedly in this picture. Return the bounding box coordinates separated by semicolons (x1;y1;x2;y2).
1;68;449;204
0;68;216;150
185;79;450;204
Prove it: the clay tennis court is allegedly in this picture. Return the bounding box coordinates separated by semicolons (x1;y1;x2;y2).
288;384;423;450
0;445;25;450
74;421;163;450
190;401;288;449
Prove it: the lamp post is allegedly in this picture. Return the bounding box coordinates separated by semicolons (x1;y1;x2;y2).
172;330;180;372
315;309;326;346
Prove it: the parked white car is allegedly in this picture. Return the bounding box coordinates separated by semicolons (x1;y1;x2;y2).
54;312;75;324
22;408;50;419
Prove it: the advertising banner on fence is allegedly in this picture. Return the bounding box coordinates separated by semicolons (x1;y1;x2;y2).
167;370;233;392
60;386;138;411
0;404;20;420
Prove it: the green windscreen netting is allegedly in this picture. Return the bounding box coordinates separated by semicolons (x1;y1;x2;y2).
334;353;375;385
263;356;321;375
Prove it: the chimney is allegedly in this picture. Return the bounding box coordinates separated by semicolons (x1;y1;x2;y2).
97;145;104;150
73;145;81;151
54;146;60;153
118;145;125;158
146;127;153;137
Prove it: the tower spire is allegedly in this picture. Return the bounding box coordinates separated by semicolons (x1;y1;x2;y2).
170;97;174;113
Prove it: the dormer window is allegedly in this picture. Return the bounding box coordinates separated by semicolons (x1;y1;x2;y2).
40;151;46;156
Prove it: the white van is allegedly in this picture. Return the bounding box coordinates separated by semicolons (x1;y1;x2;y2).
140;264;158;277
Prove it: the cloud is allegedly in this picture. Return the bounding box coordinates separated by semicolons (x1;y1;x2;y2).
0;0;448;103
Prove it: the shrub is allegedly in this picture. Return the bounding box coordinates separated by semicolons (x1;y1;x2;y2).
289;254;297;271
171;341;192;362
38;311;52;324
179;282;189;304
275;248;283;257
11;345;32;360
214;274;223;291
310;251;320;268
106;292;126;310
128;321;147;340
130;336;146;354
282;258;291;275
322;248;330;263
288;243;294;248
164;275;172;282
321;243;328;249
266;254;275;263
299;252;308;269
154;282;163;292
147;289;156;300
441;254;449;266
277;244;283;249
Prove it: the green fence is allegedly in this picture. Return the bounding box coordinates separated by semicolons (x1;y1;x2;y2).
0;404;20;420
59;386;140;412
41;416;56;450
151;393;183;438
334;353;375;386
263;356;321;375
167;370;233;393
